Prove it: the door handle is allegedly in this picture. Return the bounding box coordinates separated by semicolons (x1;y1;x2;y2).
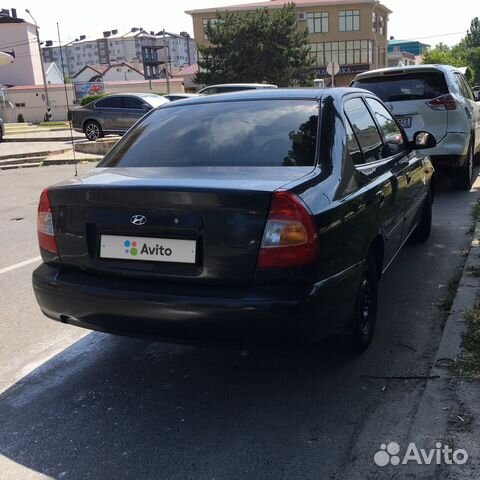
406;172;412;184
376;190;385;207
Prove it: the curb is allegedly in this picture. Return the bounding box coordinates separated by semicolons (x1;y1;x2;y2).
0;149;70;161
4;137;81;143
404;220;480;477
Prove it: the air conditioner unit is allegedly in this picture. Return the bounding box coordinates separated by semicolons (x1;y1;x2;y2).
297;12;307;21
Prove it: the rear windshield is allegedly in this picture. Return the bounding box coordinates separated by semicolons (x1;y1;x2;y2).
352;71;449;102
100;99;319;168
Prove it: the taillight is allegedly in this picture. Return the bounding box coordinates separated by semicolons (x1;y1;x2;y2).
258;191;318;269
37;188;58;254
426;94;457;111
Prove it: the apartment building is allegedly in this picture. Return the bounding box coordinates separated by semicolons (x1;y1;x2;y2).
187;0;391;86
42;29;197;79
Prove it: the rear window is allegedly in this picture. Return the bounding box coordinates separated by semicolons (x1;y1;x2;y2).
100;100;319;168
352;71;448;102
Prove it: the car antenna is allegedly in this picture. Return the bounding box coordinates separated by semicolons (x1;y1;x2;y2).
57;22;78;177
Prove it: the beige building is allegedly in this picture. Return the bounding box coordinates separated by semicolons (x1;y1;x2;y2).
187;0;391;86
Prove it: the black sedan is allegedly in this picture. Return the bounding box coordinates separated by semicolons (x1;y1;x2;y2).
33;88;436;352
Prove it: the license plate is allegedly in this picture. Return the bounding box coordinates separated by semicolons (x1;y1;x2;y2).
100;235;196;264
396;116;412;129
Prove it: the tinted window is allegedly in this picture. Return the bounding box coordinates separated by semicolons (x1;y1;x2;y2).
366;98;405;155
344;98;384;163
100;100;319;168
352;71;449;102
95;96;123;108
455;73;475;101
345;121;364;165
123;97;145;109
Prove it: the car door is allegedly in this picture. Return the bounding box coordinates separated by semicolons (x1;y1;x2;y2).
344;96;408;264
93;96;124;132
455;72;480;155
121;96;151;131
364;96;427;238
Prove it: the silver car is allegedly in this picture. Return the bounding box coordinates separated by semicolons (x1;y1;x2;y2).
198;83;278;95
72;93;169;141
352;65;480;190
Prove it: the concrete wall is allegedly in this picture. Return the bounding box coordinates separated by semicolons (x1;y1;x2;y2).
3;79;184;123
0;21;44;86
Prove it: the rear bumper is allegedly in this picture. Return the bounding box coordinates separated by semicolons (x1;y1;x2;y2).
32;263;363;346
427;132;470;171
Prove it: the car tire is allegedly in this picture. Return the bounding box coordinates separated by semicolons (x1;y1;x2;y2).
84;121;103;141
451;141;473;191
344;252;378;354
411;188;432;243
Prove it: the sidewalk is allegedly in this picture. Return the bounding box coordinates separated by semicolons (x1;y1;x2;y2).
405;200;480;478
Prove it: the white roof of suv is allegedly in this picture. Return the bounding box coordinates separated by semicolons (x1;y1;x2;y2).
353;64;465;81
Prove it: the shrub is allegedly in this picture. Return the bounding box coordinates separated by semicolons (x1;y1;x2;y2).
80;94;107;106
17;113;24;123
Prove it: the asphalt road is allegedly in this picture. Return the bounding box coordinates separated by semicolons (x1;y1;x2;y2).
0;164;479;479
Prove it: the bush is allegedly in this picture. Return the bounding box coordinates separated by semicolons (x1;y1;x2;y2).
17;113;24;123
80;94;107;106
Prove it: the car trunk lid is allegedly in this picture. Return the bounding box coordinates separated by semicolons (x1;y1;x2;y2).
47;166;316;286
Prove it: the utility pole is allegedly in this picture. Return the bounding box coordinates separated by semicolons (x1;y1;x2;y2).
162;29;171;94
25;9;51;121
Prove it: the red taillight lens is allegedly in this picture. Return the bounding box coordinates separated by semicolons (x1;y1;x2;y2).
426;94;457;111
37;188;58;254
258;191;318;269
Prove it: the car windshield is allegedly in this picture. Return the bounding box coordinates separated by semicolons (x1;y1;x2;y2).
100;99;319;168
141;94;169;108
352;71;449;102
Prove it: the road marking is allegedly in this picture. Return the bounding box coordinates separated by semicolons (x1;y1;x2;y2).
0;256;41;274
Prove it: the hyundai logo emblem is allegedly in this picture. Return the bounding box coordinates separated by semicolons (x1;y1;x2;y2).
130;215;147;226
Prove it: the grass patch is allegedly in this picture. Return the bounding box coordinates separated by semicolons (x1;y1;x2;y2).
453;307;480;378
466;203;480;234
38;121;69;127
439;269;463;312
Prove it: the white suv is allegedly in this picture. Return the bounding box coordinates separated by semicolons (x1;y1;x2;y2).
352;65;480;190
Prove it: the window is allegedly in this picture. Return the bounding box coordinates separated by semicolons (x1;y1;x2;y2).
352;72;449;102
455;73;475;101
372;11;377;32
123;97;145;109
307;12;329;33
15;102;26;107
309;40;372;66
366;98;405;155
95;96;123;109
100;100;319;168
202;18;220;39
379;16;385;35
339;10;360;31
345;121;364;165
344;98;385;163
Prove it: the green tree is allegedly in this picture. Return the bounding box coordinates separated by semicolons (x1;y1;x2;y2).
195;4;314;87
465;17;480;49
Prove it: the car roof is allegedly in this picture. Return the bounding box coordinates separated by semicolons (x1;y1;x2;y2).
157;87;372;108
353;64;462;80
199;83;278;89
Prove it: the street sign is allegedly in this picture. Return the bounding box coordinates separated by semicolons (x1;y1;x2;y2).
326;62;340;76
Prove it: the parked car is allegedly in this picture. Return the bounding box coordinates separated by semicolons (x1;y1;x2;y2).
72;93;170;141
164;93;200;101
33;88;435;353
0;117;3;142
351;65;480;190
198;83;278;95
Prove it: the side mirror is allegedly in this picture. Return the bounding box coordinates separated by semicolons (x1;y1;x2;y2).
412;131;436;150
476;92;480;102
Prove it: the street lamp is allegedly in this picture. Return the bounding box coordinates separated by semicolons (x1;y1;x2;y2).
25;9;51;121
